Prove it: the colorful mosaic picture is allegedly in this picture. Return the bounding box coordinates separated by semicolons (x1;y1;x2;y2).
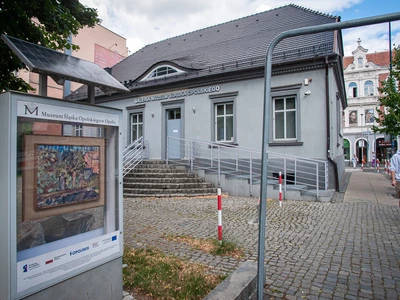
35;144;100;210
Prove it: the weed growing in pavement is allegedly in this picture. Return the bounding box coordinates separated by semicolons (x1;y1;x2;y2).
163;235;244;258
123;247;226;300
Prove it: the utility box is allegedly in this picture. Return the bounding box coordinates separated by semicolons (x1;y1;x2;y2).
0;91;124;300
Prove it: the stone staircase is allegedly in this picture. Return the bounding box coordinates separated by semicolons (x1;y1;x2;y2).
123;160;217;197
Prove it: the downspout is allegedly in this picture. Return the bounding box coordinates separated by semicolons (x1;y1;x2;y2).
325;56;339;191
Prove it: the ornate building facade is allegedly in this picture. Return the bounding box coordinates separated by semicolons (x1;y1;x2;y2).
343;39;395;165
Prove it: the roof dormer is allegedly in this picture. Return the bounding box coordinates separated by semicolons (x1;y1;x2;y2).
351;38;368;69
140;64;185;82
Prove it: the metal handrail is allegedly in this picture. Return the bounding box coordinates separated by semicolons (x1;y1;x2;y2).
166;136;328;196
123;137;146;177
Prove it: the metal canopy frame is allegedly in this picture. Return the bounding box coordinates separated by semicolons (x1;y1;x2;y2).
1;34;129;102
257;12;400;299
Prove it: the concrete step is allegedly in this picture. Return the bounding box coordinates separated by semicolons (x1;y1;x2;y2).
124;187;217;195
125;172;198;178
124;192;217;198
124;160;216;197
124;177;205;184
124;182;214;189
132;168;189;173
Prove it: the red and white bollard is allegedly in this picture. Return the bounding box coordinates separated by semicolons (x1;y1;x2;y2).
217;188;222;243
279;171;283;207
377;162;380;172
361;162;364;172
384;160;387;174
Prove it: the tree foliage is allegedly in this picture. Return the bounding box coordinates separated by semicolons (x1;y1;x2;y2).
0;0;100;92
372;46;400;137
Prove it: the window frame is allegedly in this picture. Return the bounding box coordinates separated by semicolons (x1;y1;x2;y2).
273;95;297;141
348;82;358;98
269;84;301;145
364;80;374;96
74;125;83;137
357;57;363;68
215;102;234;142
209;92;238;144
140;65;184;82
130;112;144;143
126;104;145;144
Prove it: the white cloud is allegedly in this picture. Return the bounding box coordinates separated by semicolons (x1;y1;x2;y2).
79;0;398;57
342;21;400;56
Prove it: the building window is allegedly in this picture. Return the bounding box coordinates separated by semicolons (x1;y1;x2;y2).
343;139;350;160
348;82;358;98
358;57;363;67
141;65;184;81
273;96;296;141
130;112;143;142
74;125;83;137
215;103;234;142
364;80;374;96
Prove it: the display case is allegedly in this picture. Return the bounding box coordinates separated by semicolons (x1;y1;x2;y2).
0;91;123;300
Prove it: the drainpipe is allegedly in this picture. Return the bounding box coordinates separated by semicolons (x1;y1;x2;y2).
325;56;339;192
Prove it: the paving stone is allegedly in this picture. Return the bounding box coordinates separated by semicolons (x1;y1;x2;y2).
124;189;400;299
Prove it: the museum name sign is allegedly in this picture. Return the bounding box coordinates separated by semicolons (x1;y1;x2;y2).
133;85;220;104
17;100;119;126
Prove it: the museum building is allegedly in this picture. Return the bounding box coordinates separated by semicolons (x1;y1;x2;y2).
67;4;347;191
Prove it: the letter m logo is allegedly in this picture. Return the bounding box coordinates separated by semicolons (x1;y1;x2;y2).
24;104;38;116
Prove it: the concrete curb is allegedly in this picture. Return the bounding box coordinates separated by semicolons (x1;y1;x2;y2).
203;261;257;300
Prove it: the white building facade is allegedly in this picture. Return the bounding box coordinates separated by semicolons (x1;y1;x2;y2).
343;39;395;166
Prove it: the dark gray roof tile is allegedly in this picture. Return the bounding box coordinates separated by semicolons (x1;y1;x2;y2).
68;4;339;98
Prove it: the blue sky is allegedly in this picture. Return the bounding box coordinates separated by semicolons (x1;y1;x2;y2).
80;0;400;56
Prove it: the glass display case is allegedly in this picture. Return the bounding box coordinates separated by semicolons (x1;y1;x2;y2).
0;91;123;300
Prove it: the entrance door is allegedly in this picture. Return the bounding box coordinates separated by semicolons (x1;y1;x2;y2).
167;108;181;159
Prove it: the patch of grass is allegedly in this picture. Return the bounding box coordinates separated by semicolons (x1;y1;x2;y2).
123;247;226;300
163;235;244;258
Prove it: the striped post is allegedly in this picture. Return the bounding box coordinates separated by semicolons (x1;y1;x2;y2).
217;188;222;243
384;160;387;174
279;171;282;207
377;162;380;172
361;162;364;172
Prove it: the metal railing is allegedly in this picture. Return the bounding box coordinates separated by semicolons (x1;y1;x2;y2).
166;136;328;197
122;137;148;177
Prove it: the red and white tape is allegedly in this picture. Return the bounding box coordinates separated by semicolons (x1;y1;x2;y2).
217;188;222;242
279;172;282;207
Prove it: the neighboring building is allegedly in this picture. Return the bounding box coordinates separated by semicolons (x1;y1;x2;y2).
343;38;395;165
19;24;128;99
68;4;347;191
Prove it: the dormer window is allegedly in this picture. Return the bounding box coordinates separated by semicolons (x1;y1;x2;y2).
141;65;184;81
358;57;363;67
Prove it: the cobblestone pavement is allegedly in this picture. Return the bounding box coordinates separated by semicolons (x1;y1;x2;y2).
124;192;400;299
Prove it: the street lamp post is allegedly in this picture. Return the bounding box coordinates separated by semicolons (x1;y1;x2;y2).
361;113;364;169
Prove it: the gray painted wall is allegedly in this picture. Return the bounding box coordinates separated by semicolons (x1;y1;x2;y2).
103;67;339;161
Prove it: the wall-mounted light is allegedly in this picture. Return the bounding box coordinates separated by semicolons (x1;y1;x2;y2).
108;43;117;50
151;112;154;118
192;106;196;114
304;90;311;96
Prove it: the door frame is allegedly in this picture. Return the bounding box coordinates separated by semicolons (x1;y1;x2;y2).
161;99;185;159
